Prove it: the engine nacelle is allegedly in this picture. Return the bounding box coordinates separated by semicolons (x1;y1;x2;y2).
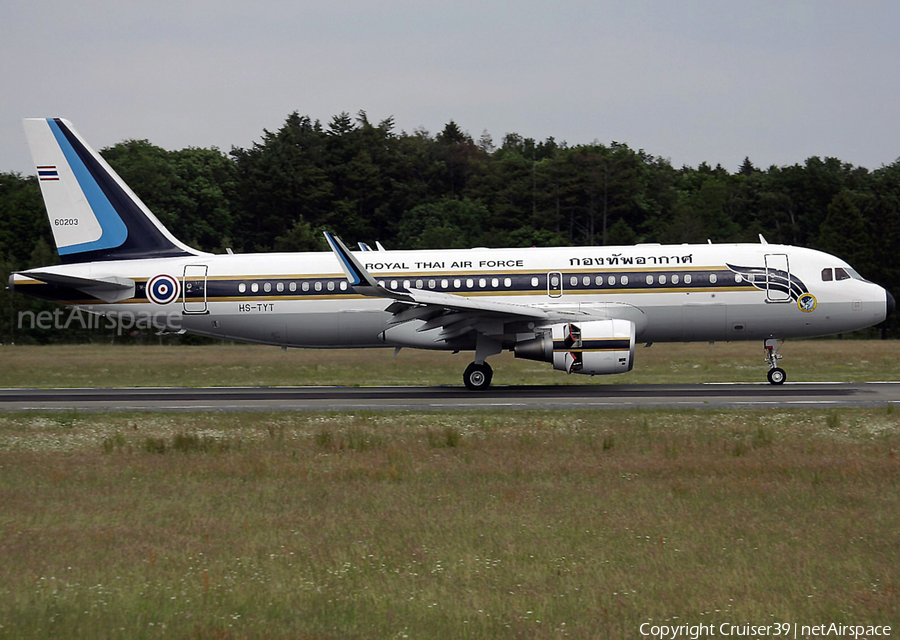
515;319;635;375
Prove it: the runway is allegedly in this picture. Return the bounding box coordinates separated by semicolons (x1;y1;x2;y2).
1;382;898;411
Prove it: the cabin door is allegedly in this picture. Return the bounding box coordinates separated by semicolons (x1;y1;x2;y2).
764;254;791;302
182;265;208;314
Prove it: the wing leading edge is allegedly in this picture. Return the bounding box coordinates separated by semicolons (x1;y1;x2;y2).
324;232;549;342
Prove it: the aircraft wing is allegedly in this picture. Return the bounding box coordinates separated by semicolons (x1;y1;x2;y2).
324;232;650;344
21;270;136;303
397;287;548;319
326;232;547;317
325;233;554;342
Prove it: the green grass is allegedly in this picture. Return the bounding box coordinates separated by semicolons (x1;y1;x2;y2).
0;339;897;388
0;409;897;638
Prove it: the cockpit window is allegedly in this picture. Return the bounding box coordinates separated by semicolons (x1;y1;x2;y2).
824;267;865;282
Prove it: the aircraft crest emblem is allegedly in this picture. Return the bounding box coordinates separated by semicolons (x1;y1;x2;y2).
147;274;179;305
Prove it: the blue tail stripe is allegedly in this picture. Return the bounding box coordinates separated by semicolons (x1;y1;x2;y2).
46;119;193;264
47;119;128;255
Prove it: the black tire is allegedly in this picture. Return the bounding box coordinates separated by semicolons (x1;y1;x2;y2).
767;367;786;385
463;362;493;391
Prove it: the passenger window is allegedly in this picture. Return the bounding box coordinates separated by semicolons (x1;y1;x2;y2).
583;275;590;286
821;269;833;281
491;278;499;288
659;274;667;285
570;276;578;287
314;282;322;292
403;280;410;289
428;279;436;289
276;282;284;292
466;279;474;288
504;278;512;287
684;274;692;285
415;279;423;289
835;268;850;281
607;275;616;286
595;276;603;286
454;279;462;289
251;283;259;293
264;283;271;293
620;275;628;285
441;279;449;289
327;281;335;291
646;275;654;285
289;282;297;292
340;282;348;291
479;278;487;288
238;283;246;293
531;277;539;287
710;274;718;284
672;274;679;285
302;282;310;292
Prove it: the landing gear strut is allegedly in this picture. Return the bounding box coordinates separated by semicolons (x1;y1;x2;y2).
463;362;493;391
764;338;786;385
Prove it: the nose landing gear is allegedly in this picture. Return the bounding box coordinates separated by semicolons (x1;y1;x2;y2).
764;338;786;385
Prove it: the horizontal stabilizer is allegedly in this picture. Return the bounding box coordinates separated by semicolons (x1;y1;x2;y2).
23;270;136;303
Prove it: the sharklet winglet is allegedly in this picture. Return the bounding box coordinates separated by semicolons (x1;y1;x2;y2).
324;232;413;301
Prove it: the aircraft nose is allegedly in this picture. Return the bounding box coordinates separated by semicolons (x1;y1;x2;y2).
888;290;896;318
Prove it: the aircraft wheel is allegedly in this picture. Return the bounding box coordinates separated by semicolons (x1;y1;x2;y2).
463;362;493;391
767;367;787;385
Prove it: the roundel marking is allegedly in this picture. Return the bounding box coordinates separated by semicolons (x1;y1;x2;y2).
147;274;180;305
797;292;817;313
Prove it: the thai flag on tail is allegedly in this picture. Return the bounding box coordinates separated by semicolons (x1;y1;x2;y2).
37;165;58;181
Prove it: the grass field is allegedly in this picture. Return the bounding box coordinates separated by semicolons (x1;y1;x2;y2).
0;408;897;638
0;343;897;638
0;339;898;388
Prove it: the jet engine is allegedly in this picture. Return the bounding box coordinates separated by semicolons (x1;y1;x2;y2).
514;319;635;375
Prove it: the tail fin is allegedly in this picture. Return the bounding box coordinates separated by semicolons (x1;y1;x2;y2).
23;118;203;264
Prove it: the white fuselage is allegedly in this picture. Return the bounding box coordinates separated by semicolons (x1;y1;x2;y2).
16;242;889;349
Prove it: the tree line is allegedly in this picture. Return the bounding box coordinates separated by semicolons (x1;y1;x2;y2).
1;110;897;343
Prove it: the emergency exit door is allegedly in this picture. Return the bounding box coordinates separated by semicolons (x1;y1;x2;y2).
182;265;208;314
548;271;563;298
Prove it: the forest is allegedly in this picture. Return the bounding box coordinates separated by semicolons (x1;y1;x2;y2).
1;110;897;342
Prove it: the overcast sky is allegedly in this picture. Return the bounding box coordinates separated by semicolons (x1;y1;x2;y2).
3;0;899;175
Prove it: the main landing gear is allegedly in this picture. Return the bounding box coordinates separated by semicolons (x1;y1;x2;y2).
463;361;493;391
764;338;786;385
463;335;501;391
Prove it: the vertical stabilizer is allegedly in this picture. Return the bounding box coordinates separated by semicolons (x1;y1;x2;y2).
23;118;202;264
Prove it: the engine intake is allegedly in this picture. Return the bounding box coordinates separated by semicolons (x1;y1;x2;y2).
515;319;635;375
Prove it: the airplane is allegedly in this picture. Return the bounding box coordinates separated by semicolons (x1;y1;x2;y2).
8;118;896;389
